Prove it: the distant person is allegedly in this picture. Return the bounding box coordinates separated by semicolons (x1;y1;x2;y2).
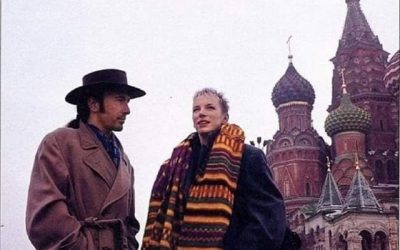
141;88;287;250
26;69;145;250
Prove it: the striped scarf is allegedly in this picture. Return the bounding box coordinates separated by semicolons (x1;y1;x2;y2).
142;124;245;250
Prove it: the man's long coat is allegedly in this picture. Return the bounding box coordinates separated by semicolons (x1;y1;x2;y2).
26;122;139;250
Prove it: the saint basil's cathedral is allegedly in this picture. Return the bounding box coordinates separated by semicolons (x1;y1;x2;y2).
261;0;399;249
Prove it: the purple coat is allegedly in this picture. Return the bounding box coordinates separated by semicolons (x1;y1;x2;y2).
26;122;139;250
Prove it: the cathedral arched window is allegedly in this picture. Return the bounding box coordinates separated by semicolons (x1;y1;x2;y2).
360;230;372;250
300;138;311;145
338;234;348;250
375;160;385;182
279;139;291;148
387;160;398;181
373;114;387;131
374;231;387;250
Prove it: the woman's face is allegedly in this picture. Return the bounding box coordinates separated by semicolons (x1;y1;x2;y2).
192;94;228;143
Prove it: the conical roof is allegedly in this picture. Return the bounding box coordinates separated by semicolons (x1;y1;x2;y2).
342;154;382;212
338;0;381;51
324;92;371;137
317;166;344;213
271;63;315;108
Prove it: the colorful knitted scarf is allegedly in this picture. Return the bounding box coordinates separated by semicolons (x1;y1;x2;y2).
142;124;245;250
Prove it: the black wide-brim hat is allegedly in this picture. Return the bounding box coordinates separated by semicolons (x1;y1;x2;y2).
65;69;146;105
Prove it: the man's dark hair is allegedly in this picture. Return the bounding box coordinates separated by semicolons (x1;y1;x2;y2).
66;85;124;128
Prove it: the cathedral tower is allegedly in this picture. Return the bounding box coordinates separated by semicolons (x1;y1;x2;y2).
325;73;374;194
329;0;398;184
268;54;328;213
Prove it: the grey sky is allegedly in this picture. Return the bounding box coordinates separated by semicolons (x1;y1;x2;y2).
1;0;399;249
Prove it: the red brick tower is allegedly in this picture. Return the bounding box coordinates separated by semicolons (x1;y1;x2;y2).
329;0;398;184
325;74;374;194
268;55;329;213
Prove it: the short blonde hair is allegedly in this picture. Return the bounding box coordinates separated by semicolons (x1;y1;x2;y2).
193;88;229;114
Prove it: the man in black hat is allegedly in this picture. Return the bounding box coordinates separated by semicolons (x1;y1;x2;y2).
26;69;145;250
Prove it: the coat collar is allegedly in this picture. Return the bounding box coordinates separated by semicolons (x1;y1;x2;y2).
78;121;131;212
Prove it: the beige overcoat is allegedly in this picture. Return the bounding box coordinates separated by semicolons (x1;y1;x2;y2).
26;122;139;250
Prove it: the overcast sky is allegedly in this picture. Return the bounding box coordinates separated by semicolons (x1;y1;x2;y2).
1;0;399;249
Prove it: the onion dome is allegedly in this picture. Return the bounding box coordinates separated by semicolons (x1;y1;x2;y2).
271;63;315;108
324;92;371;137
384;50;400;95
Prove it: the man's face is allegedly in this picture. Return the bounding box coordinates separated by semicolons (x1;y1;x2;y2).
88;92;131;132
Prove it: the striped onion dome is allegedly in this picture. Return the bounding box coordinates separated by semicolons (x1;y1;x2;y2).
272;63;315;108
384;50;400;95
324;93;371;137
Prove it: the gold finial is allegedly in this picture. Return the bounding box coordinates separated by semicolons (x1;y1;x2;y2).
354;141;360;170
286;35;293;63
339;67;348;94
354;153;360;170
326;156;331;172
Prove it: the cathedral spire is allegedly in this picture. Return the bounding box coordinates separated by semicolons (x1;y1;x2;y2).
342;152;382;212
339;0;381;51
317;157;344;213
345;0;359;3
